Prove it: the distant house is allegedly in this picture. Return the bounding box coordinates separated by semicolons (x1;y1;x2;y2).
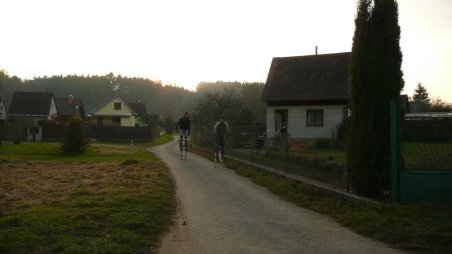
0;98;6;121
55;95;86;120
89;96;137;127
128;102;147;127
262;52;350;139
8;91;58;141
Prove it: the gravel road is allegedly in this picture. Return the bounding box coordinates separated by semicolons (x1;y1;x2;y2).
150;139;404;254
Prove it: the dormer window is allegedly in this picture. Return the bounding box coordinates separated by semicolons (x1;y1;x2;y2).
114;102;121;110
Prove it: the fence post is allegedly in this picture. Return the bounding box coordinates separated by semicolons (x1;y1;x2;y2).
390;98;399;204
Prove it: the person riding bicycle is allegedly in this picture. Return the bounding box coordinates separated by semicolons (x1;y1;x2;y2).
175;112;191;155
213;116;230;162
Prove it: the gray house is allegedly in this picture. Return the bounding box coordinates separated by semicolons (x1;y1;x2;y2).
262;52;350;139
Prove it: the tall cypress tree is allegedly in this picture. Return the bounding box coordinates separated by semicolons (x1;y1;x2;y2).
349;0;404;197
367;0;404;196
348;0;372;195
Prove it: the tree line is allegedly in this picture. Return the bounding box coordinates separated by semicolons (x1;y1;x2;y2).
1;71;266;137
0;71;197;119
191;81;266;147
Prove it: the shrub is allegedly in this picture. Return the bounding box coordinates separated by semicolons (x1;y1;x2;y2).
61;119;90;154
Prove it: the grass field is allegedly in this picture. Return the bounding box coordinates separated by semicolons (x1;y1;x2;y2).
0;135;175;253
193;145;452;253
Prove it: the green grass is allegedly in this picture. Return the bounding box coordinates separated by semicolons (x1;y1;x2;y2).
0;141;176;253
301;149;347;166
230;148;347;188
193;145;452;253
144;134;174;147
0;135;174;162
93;134;174;149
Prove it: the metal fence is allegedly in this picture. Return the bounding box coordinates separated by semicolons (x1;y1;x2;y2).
401;116;452;171
192;122;348;190
398;113;452;203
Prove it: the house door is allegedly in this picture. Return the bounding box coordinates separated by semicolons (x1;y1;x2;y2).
275;109;288;133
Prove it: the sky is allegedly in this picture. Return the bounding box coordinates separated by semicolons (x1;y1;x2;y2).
1;0;451;101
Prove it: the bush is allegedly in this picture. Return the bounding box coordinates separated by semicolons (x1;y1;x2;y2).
61;119;90;154
312;138;345;150
313;139;332;149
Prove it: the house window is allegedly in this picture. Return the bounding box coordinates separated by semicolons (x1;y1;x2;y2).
306;110;323;127
114;103;121;110
112;117;121;125
275;109;288;133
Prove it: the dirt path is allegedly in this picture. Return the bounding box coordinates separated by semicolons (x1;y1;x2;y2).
150;139;404;254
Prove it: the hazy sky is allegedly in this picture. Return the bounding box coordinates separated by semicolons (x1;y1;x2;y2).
1;0;451;101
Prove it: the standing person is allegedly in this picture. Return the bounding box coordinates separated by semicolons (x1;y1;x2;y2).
175;112;191;159
213;116;230;164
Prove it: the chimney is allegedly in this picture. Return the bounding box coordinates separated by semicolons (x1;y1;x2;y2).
68;95;74;104
315;46;318;55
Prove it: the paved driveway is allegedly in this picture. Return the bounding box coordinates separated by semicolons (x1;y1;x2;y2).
150;139;404;254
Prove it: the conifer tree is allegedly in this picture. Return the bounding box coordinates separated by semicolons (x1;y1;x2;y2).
349;0;404;196
61;119;90;154
413;82;430;111
348;0;372;195
367;0;404;196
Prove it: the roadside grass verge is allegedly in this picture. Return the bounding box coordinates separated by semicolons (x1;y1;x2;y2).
192;145;452;253
230;149;347;189
0;143;176;253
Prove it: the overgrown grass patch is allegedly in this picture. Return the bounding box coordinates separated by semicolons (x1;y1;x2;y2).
192;145;452;253
0;151;176;253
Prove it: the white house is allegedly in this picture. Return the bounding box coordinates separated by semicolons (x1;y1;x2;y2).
262;52;350;140
0;98;6;121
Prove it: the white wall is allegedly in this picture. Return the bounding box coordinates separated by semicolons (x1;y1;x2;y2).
27;127;42;141
266;105;346;139
0;101;6;120
48;97;58;119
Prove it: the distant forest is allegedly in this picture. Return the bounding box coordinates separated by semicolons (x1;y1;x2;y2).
0;71;265;121
0;71;197;117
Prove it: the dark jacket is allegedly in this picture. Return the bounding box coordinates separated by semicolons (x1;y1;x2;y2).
175;117;191;131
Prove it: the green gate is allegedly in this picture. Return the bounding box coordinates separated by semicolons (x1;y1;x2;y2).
391;98;452;204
